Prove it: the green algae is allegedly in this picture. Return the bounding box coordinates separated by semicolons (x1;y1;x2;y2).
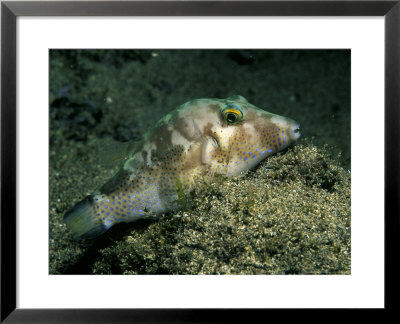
49;49;350;274
174;177;190;211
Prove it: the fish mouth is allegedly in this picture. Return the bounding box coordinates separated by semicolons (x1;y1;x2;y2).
291;122;301;140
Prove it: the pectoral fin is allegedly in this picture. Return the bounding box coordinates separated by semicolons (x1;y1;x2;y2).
201;136;219;165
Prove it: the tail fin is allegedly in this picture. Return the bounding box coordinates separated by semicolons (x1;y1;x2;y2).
63;196;107;240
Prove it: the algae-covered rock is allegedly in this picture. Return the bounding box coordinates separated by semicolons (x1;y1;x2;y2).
91;143;350;275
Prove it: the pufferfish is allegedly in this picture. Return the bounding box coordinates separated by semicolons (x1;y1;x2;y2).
64;95;301;239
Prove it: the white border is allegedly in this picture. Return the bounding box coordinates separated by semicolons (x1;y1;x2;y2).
17;17;384;308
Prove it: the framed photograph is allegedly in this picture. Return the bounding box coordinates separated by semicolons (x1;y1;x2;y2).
1;0;398;321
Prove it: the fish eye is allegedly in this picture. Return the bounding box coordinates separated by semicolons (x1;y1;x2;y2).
222;105;243;125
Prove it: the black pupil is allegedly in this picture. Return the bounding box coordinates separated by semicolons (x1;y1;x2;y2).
227;113;237;123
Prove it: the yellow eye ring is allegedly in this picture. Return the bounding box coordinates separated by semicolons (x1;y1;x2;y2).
222;105;243;124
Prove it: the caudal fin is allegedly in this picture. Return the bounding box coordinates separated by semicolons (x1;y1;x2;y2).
63;196;107;239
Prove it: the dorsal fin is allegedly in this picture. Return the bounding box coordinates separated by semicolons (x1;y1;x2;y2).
97;138;139;168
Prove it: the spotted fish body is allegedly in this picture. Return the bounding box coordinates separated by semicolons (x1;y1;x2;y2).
64;95;301;239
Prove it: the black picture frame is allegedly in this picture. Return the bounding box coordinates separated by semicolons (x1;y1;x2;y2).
1;0;399;322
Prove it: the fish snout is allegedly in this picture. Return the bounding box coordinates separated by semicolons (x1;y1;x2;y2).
290;121;301;141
